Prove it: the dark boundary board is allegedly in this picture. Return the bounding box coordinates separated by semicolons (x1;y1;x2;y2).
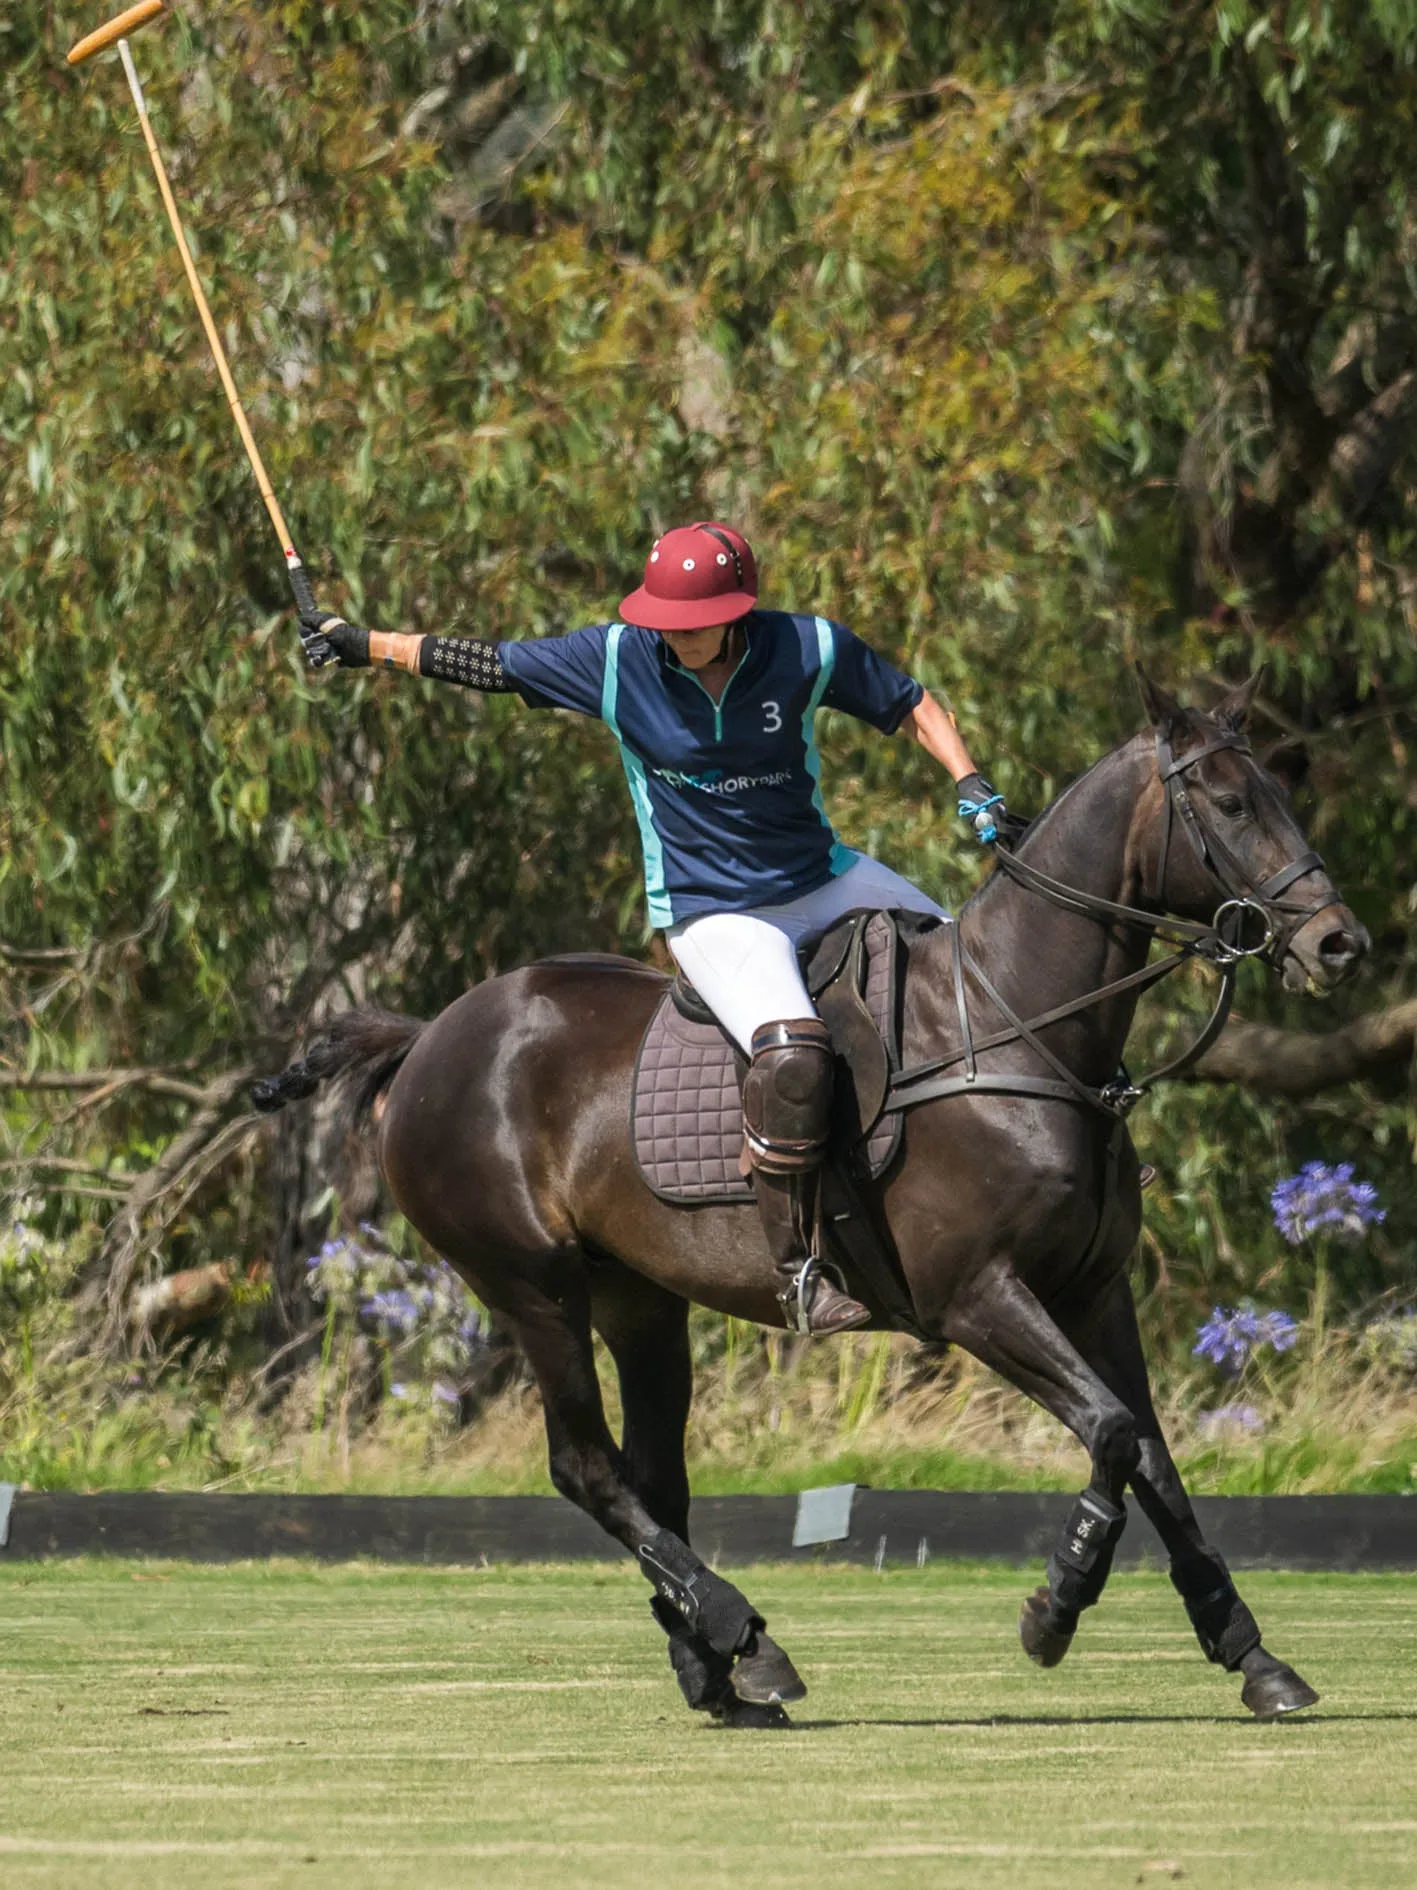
2;1490;1415;1569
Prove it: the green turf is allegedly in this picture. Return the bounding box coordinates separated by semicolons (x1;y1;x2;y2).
2;1561;1413;1890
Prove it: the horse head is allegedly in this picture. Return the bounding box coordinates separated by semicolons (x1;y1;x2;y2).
1134;667;1368;992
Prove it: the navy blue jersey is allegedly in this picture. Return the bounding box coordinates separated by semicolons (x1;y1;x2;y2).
497;611;922;926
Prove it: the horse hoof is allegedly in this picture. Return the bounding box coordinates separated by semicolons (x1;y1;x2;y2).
712;1696;794;1730
731;1632;807;1705
1019;1585;1075;1668
1241;1661;1320;1721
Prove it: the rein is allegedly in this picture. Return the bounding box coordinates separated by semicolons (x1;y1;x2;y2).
887;731;1331;1124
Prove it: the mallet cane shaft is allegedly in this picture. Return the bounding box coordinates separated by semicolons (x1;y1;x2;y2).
67;3;318;617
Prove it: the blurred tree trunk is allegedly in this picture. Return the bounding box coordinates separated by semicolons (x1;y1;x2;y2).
1192;1001;1417;1100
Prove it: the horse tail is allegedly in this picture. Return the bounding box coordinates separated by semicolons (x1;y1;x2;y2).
251;1009;425;1124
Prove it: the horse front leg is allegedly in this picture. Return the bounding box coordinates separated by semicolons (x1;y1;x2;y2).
943;1257;1139;1667
1073;1278;1319;1720
512;1263;804;1723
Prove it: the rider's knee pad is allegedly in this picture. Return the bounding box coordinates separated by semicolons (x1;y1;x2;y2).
742;1019;834;1172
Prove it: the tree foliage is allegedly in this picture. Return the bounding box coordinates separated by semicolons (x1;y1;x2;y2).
2;1;1413;1339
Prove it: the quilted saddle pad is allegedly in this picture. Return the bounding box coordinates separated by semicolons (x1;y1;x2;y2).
631;910;907;1205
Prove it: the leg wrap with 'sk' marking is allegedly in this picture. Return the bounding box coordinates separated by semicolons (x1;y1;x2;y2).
637;1530;763;1659
1045;1487;1128;1617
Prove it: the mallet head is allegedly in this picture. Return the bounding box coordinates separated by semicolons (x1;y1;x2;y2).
67;0;166;66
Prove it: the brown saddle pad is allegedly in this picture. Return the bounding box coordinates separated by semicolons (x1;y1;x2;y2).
631;909;921;1205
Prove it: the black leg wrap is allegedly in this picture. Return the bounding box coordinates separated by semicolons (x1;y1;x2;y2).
1046;1488;1128;1617
1171;1553;1262;1670
649;1596;734;1712
638;1529;764;1660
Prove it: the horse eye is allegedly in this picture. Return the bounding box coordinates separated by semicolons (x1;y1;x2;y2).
1216;794;1245;818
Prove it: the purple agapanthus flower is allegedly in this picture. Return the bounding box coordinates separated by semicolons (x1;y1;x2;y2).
1271;1162;1385;1247
1193;1303;1298;1377
432;1381;461;1408
1198;1403;1265;1435
361;1288;421;1335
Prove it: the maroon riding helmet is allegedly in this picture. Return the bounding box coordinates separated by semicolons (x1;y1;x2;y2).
619;522;758;631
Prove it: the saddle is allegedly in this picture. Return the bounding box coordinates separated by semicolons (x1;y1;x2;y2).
632;908;931;1205
631;910;941;1334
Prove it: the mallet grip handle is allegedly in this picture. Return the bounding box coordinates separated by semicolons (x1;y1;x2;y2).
287;563;318;619
67;0;165;65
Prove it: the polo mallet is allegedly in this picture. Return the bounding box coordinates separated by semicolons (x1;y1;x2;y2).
67;2;318;618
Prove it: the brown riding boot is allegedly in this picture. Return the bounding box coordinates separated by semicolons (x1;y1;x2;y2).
742;1018;871;1336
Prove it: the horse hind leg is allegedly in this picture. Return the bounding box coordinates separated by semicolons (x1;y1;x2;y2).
944;1258;1140;1668
593;1270;801;1729
512;1259;800;1726
1075;1279;1318;1720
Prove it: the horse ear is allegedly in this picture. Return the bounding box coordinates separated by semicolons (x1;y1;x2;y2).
1214;670;1264;732
1135;662;1183;733
1262;737;1310;794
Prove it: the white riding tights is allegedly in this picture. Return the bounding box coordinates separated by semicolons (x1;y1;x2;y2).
666;851;947;1053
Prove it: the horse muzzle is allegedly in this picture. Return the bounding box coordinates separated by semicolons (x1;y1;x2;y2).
1281;904;1370;991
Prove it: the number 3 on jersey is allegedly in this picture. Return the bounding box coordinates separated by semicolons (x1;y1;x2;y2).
762;699;782;733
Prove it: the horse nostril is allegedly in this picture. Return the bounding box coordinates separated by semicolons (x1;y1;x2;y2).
1317;927;1365;967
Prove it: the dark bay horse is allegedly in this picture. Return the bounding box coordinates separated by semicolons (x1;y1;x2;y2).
257;673;1366;1726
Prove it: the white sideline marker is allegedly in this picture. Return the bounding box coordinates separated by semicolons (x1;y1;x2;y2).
792;1482;856;1547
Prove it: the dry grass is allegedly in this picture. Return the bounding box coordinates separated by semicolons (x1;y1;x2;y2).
6;1308;1416;1496
260;1315;1417;1498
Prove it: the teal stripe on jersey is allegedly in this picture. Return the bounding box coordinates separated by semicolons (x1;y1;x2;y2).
805;616;856;876
602;623;674;927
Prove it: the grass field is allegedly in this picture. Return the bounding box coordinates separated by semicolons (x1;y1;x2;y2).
2;1560;1414;1890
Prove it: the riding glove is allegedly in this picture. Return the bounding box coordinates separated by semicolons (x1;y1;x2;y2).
300;611;370;669
956;772;1007;844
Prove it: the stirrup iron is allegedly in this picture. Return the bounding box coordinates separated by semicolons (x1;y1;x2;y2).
778;1254;846;1335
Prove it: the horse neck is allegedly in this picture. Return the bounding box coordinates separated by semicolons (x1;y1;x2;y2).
920;736;1160;1087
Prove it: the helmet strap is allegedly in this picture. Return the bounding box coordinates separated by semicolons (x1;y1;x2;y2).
697;523;745;589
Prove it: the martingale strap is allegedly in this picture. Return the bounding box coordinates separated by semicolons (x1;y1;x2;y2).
890;947;1204;1114
889;942;1236;1121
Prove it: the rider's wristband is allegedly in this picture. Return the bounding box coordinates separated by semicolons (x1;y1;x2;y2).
367;630;423;674
419;637;516;692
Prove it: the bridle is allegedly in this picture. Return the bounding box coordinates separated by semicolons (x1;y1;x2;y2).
1149;728;1327;966
887;728;1335;1124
